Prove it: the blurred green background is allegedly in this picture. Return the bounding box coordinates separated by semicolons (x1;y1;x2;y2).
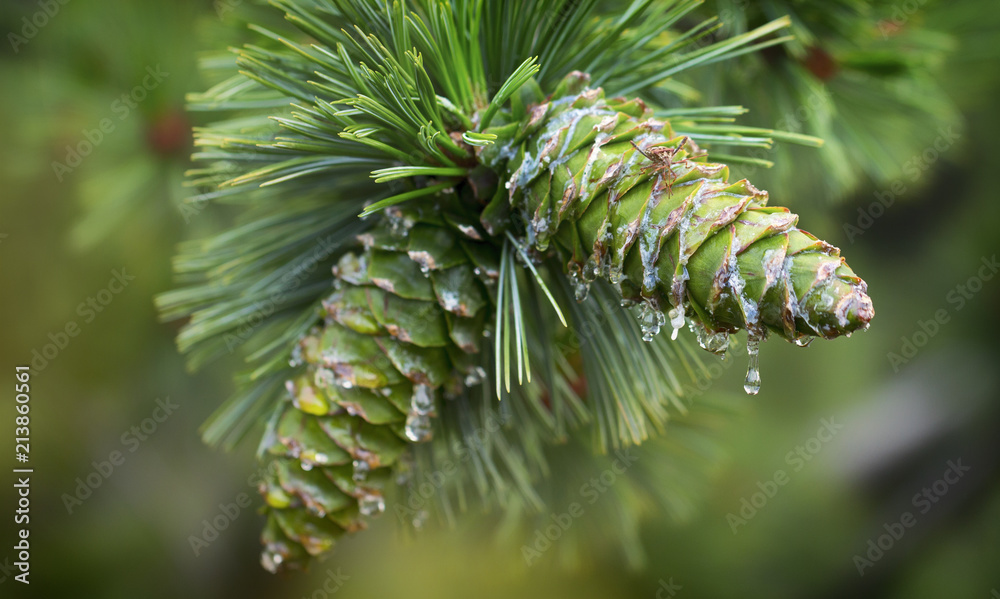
1;1;998;597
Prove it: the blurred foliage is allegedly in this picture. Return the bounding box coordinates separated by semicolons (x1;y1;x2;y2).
0;0;998;598
682;0;961;204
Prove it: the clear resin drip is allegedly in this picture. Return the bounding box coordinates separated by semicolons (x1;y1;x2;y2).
639;301;666;342
404;384;435;442
695;326;730;355
352;459;370;483
261;550;283;574
744;333;762;395
667;307;685;340
358;491;386;516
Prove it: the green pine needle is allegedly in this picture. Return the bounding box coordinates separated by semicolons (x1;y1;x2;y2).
370;165;467;183
479;56;540;130
358;181;454;217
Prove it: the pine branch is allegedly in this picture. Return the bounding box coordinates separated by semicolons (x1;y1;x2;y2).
159;0;877;571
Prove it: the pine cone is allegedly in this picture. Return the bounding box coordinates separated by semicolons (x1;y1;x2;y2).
258;201;496;571
480;73;874;371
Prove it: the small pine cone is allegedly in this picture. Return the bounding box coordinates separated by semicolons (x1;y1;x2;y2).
258;202;495;571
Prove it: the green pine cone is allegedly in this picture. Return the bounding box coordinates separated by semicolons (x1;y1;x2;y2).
258;201;496;571
480;74;874;363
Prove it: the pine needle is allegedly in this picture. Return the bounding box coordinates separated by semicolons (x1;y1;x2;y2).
505;232;567;327
358;181;453;217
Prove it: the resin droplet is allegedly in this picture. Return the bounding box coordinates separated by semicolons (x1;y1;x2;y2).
411;384;433;413
358;491;386;516
404;384;435;442
352;459;370;483
792;335;815;348
464;366;487;386
405;413;432;442
386;208;415;237
744;335;761;395
534;233;551;252
668;306;685;341
261;550;284;574
567;263;590;301
639;302;666;342
288;345;304;368
696;327;730;355
583;251;602;283
394;453;414;486
313;367;335;389
608;264;623;285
